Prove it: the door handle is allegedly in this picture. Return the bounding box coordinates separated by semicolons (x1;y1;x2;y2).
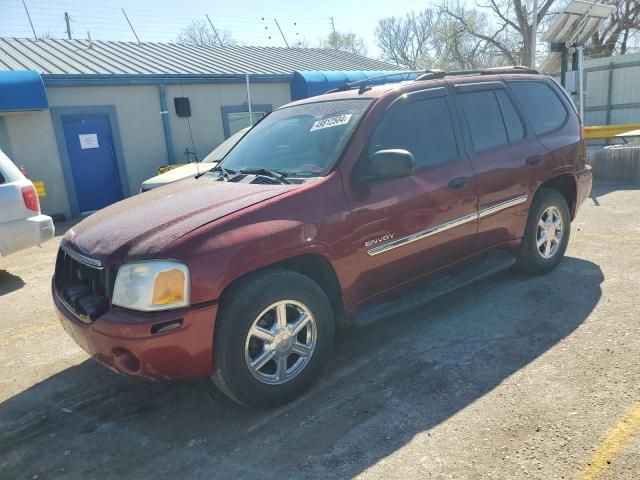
526;155;542;166
448;176;468;190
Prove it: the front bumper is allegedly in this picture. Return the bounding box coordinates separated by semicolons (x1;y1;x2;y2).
575;165;593;215
53;283;217;381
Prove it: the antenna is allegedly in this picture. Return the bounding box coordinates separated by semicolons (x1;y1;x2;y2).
330;17;336;36
87;31;93;48
64;11;72;40
22;0;37;40
205;14;224;46
122;8;141;44
274;19;289;48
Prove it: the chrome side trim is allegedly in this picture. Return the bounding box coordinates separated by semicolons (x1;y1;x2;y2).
366;194;528;257
60;242;103;269
367;212;478;256
478;194;528;218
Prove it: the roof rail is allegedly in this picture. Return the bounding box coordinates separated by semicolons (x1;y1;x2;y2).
325;70;422;95
416;66;539;81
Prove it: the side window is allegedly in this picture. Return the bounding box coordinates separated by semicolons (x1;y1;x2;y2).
495;90;525;143
368;96;458;169
508;81;568;135
459;90;508;151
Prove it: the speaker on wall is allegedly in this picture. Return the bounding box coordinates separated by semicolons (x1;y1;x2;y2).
174;97;191;117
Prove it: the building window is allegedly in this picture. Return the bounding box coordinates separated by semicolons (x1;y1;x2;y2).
221;104;272;138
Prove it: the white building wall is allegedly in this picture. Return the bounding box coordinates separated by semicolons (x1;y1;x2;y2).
0;80;292;219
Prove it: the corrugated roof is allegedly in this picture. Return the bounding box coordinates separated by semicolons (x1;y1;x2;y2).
0;38;395;76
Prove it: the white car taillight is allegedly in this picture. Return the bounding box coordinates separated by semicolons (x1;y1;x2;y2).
21;185;40;212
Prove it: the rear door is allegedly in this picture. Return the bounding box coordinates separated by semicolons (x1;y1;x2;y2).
451;80;547;252
342;88;478;305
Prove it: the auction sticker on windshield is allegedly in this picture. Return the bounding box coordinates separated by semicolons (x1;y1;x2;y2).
310;114;353;132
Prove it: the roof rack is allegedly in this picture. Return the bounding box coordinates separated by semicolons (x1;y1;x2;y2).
416;66;539;81
325;71;423;95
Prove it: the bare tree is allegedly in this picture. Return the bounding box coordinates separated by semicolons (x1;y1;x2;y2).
441;0;558;67
375;8;501;69
589;0;640;56
322;31;368;56
177;20;235;46
375;10;437;68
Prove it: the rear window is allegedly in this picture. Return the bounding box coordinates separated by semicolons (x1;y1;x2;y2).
508;81;568;135
459;90;508;151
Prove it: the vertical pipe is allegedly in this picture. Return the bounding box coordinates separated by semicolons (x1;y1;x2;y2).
530;0;538;68
158;84;176;165
577;45;585;124
245;74;253;126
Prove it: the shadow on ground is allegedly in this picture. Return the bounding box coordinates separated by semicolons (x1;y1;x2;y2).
0;257;603;479
0;270;25;297
589;183;639;206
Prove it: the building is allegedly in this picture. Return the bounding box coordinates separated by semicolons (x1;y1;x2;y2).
0;38;394;218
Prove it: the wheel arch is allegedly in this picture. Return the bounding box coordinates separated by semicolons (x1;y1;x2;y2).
535;173;577;219
218;253;346;324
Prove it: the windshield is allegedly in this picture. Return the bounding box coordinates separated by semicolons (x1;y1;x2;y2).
200;127;250;163
218;99;371;177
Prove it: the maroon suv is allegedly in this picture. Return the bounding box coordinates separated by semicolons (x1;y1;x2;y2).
53;68;592;407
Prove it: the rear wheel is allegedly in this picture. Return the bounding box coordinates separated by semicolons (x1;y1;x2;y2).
516;188;571;275
212;270;335;408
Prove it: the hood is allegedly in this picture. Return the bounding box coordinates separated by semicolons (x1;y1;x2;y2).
65;177;294;261
141;162;217;190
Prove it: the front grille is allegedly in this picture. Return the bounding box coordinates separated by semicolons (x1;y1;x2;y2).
54;243;114;322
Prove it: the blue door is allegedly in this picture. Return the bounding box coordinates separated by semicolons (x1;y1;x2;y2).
62;114;123;214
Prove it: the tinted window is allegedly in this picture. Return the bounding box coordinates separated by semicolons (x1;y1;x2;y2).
495;90;525;142
459;90;508;151
508;81;568;135
368;96;458;169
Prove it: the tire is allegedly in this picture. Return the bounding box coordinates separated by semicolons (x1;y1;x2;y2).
212;269;335;408
516;187;571;275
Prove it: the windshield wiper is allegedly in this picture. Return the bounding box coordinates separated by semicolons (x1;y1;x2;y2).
239;168;292;184
195;165;235;180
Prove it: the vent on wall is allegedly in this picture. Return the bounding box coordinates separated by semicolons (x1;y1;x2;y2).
174;97;191;117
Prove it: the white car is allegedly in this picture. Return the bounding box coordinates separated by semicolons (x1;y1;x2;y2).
140;127;250;192
0;150;54;256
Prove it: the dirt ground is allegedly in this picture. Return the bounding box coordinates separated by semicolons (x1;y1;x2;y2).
0;185;638;480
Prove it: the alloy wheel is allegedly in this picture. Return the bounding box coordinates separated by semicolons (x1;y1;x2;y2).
536;205;564;259
244;300;317;385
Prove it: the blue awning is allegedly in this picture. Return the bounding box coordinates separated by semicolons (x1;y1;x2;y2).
291;70;417;100
0;70;48;111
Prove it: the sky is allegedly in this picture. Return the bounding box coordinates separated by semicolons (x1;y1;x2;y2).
0;0;432;58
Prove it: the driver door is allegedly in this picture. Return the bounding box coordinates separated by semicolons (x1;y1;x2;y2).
342;88;478;306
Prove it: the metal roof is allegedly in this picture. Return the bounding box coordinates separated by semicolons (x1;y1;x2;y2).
0;38;394;76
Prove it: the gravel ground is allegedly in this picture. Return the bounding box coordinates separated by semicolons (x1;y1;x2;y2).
0;184;638;480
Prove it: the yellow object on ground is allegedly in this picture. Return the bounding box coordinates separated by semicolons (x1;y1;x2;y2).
158;164;186;174
33;180;46;197
584;124;640;139
576;400;640;480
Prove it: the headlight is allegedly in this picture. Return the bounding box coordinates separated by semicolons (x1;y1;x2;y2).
112;261;190;312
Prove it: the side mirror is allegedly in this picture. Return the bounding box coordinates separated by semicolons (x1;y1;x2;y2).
362;149;415;182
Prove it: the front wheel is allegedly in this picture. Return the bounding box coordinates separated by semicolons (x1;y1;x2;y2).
516;188;571;275
212;270;335;408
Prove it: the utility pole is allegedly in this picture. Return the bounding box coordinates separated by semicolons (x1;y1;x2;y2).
530;0;538;68
274;19;289;48
64;12;72;39
22;0;37;40
205;14;224;46
122;8;141;44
